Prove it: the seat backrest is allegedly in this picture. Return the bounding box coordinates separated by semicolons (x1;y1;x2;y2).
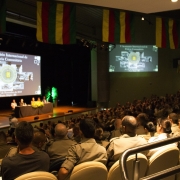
108;153;148;180
146;145;179;180
14;171;57;180
70;161;108;180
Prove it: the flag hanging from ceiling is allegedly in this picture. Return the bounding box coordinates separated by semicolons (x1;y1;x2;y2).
102;9;134;43
37;1;76;44
0;0;6;34
156;17;180;49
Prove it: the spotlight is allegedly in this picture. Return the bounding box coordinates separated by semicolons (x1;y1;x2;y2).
171;0;178;2
141;17;144;20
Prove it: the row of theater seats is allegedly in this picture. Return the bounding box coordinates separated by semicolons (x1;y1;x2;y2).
8;145;180;180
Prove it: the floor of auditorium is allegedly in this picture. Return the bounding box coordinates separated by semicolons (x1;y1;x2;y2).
0;105;97;129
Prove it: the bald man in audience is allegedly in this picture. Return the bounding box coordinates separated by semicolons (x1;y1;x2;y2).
106;115;147;167
45;123;75;163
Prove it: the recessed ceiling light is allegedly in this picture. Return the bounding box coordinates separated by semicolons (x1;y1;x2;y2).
171;0;178;2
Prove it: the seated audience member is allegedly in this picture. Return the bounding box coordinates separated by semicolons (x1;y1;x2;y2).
0;131;15;158
136;113;149;135
106;115;147;167
19;98;25;106
147;118;177;157
58;118;107;180
94;127;109;148
168;113;180;136
72;124;82;143
138;121;156;141
32;131;46;151
109;118;122;140
67;122;75;139
1;121;50;180
45;123;75;163
11;99;17;110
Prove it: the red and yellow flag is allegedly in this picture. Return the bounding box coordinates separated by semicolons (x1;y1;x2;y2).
102;9;134;43
0;0;6;34
156;17;180;49
37;1;76;44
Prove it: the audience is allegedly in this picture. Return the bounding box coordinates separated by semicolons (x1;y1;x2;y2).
1;91;180;178
58;118;107;180
1;121;50;180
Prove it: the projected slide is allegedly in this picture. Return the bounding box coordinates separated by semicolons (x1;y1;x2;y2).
0;51;41;97
109;45;158;72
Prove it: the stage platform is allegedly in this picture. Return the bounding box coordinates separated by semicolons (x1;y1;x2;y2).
0;105;99;131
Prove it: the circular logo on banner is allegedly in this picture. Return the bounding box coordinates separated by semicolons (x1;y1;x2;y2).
0;65;17;83
128;52;140;64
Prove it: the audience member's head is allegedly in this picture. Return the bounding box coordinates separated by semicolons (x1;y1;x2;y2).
113;118;122;130
121;116;137;136
136;113;148;126
54;123;68;138
15;121;34;146
157;118;172;134
168;113;178;125
32;131;46;149
73;124;81;137
79;118;96;138
144;121;156;132
94;127;103;141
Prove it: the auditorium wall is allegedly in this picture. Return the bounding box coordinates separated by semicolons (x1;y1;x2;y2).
108;16;180;107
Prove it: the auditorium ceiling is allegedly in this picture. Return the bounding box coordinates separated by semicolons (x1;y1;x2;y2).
4;0;180;43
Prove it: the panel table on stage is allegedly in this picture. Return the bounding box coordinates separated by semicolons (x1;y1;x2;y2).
14;103;53;118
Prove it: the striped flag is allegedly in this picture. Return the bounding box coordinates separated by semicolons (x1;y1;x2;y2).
156;17;180;49
37;1;76;44
0;0;6;34
102;9;134;43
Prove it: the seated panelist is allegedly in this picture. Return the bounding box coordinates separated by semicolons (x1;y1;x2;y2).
31;97;35;105
11;99;17;110
19;99;25;106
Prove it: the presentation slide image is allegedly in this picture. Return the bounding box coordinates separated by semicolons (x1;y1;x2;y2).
109;45;158;72
0;51;41;97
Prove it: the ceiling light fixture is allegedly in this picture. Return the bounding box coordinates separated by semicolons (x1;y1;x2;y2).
171;0;178;2
141;17;144;21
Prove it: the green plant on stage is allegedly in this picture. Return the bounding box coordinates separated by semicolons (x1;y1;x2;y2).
52;87;58;100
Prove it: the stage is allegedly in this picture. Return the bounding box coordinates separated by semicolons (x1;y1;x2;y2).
0;105;98;130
